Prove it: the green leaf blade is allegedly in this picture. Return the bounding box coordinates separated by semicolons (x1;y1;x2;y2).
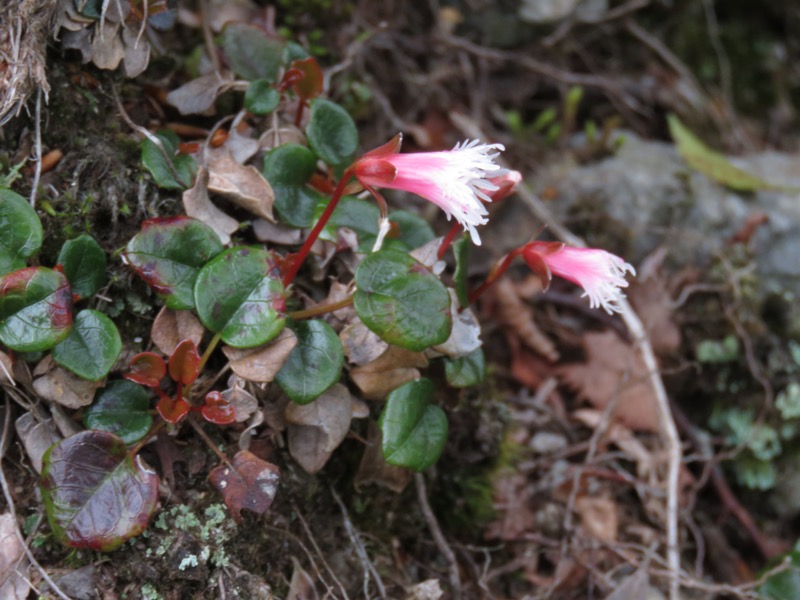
306;99;358;167
57;234;107;299
0;188;43;276
52;309;122;381
276;319;344;404
84;380;153;444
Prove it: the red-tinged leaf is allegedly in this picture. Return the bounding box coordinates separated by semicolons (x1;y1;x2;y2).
201;391;236;425
363;132;403;158
125;352;166;388
278;67;304;92
40;430;159;551
209;450;280;522
156;392;189;424
290;57;323;101
168;339;200;385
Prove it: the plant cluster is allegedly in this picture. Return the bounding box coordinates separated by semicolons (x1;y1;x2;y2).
0;23;635;552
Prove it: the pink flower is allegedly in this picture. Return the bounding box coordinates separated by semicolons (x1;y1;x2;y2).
354;134;506;245
522;242;635;314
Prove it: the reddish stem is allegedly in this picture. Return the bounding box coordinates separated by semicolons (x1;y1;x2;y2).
466;249;522;307
282;169;353;287
294;101;306;128
437;222;463;260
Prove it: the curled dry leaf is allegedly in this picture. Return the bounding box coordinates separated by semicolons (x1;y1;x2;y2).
221;375;259;422
0;512;29;600
487;278;559;362
208;450;280;523
121;26;150;78
14;412;61;474
167;72;234;116
207;153;275;222
33;356;103;409
224;115;261;163
431;289;481;358
151;306;205;356
252;218;304;245
350;345;428;400
558;331;660;432
257;127;306;152
340;321;388;366
354;420;412;493
183;166;239;245
91;23;125;70
285;383;353;474
222;327;297;382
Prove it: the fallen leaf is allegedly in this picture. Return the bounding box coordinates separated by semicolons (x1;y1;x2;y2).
223;328;297;382
573;409;654;478
628;251;681;356
204;0;259;32
350;345;428;400
91;23;125;70
405;579;444;600
603;561;651;600
33;356;103;409
252;218;304;245
431;289;481;358
285;384;353;474
167;72;234;115
258;127;307;152
14;412;62;474
121;26;150;77
575;495;618;543
225;116;261;163
221;375;259;422
0;512;29;600
409;238;445;275
339;321;388;366
0;351;13;384
558;331;660;432
287;557;318;600
183;166;239;245
207;153;276;221
209;450;280;522
354;420;412;493
151;306;205;356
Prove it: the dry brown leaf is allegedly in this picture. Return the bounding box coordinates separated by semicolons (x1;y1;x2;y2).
252;218;304;245
431;289;481;358
91;24;125;70
223;328;297;382
409;238;445;273
32;356;102;409
575;496;618;543
0;512;29;600
205;0;259;32
151;306;205;355
488;278;559;362
340;321;388;366
207;153;275;221
220;375;259;422
405;579;444;600
628;276;681;357
350;345;428;400
484;469;536;540
0;351;13;384
208;450;280;523
225;116;261;163
258;127;307;152
558;331;660;432
183;166;239;245
287;557;318;600
285;384;353;474
14;412;61;474
573;409;654;478
167;72;233;115
121;26;150;78
354;420;412;493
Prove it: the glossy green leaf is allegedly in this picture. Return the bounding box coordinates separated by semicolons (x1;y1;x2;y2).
52;309;122;381
124;216;224;310
306;99;358;167
444;347;486;388
452;236;470;308
40;430;159;551
221;23;285;83
56;234;107;299
759;552;800;600
314;195;380;251
276;319;344;404
194;246;286;348
389;210;436;250
668;114;780;192
141;130;197;190
263;144;322;228
354;250;451;351
245;80;281;115
84;380;153;445
379;378;448;471
0;267;72;352
0;188;43;275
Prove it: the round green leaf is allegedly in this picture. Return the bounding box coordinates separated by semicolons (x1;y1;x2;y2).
0;188;43;275
276;319;344;404
354;250;451;352
52;309;122;381
56;234;107;299
84;380;153;444
40;430;159;551
263;144;322;228
221;23;286;82
306;99;358;167
194;246;286;348
444;348;486;388
124;216;224;310
141;130;197;190
0;267;72;352
379;378;448;471
245;80;281;115
389;210;436;250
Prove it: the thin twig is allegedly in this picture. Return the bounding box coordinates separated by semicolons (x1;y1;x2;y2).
330;488;387;599
414;473;462;600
